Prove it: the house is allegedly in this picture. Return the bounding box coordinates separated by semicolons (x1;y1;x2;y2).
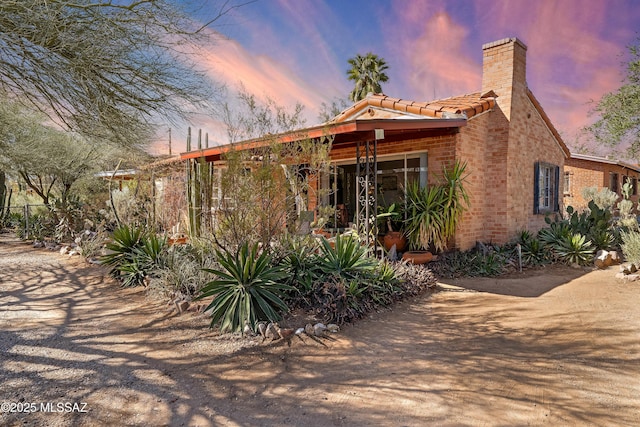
181;37;569;251
564;153;640;210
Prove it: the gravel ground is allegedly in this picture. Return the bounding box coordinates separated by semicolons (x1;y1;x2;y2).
2;232;640;426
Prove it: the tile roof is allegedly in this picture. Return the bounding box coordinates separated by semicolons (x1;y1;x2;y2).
331;92;496;123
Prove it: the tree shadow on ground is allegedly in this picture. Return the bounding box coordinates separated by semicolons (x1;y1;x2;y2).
1;235;639;426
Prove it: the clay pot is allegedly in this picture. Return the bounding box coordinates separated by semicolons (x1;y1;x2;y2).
402;251;433;264
383;231;407;252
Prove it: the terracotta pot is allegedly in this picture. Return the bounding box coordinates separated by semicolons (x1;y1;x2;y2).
402;251;433;264
383;231;407;252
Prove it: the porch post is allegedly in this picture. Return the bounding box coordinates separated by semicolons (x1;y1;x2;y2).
355;138;378;248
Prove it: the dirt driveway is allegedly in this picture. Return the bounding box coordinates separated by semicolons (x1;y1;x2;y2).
1;233;639;426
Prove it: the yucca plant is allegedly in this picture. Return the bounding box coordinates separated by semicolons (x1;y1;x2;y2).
197;242;292;333
404;183;447;251
404;161;469;252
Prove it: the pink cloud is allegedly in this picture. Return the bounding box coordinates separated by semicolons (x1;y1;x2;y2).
384;4;480;100
471;0;632;139
404;12;480;100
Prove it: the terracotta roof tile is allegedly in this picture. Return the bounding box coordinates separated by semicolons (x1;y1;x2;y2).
331;93;496;123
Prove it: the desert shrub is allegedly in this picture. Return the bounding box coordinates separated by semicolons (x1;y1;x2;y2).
621;230;640;265
431;243;514;278
197;242;292;333
390;261;438;296
75;230;108;259
149;243;218;298
101;225;167;287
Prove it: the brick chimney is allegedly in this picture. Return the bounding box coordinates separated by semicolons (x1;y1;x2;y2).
481;37;528;121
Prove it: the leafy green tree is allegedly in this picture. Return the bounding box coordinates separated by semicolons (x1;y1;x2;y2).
589;40;640;159
0;0;243;146
346;52;390;102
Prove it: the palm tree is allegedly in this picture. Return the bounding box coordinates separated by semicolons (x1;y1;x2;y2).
346;52;390;102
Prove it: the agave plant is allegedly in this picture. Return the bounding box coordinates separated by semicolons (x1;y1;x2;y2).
316;234;379;282
551;233;595;265
102;225;167;287
197;242;292;333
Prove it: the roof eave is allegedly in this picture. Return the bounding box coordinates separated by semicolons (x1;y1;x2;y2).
180;117;467;160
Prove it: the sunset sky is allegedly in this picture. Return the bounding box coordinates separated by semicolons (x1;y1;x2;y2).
164;0;640;155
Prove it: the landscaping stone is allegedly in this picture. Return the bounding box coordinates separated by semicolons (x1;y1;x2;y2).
594;250;613;269
609;251;621;265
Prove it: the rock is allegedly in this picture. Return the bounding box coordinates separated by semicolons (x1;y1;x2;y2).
326;324;340;333
243;322;254;336
256;322;267;337
615;272;627;280
278;328;295;340
620;265;630;273
626;274;640;282
265;322;279;339
175;300;189;313
33;241;44;248
68;250;79;256
295;327;305;335
630;264;638;273
304;323;314;335
594;250;612;269
59;246;69;255
609;251;621;265
313;323;327;336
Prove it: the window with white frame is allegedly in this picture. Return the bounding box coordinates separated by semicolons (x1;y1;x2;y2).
534;162;559;214
563;171;571;195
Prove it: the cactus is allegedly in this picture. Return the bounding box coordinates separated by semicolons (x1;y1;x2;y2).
185;128;215;237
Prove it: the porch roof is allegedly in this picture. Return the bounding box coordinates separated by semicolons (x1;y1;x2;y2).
180;116;467;161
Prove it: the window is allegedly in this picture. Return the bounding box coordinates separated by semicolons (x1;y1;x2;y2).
563;172;571;195
534;162;559;214
325;152;428;226
610;173;619;194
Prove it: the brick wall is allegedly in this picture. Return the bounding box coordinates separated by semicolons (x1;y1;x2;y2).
480;37;567;243
564;157;640;210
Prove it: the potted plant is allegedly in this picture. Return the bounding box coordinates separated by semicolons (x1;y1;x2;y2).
377;203;407;252
402;161;469;263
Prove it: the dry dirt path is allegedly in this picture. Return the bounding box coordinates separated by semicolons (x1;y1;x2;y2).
1;233;640;426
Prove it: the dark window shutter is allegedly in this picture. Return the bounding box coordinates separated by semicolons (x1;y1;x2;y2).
533;162;540;214
554;165;560;212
